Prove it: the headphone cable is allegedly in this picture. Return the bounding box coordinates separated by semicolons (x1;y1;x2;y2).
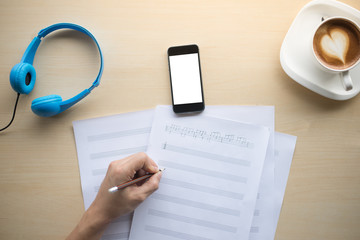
0;93;20;132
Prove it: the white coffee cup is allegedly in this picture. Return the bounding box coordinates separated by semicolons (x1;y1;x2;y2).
312;16;360;91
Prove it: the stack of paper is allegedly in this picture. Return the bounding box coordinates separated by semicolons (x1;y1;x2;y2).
73;105;296;240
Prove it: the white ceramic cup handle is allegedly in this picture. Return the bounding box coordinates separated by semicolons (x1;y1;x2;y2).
341;71;353;91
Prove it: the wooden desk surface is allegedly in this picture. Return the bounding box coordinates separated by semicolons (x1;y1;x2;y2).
1;0;359;239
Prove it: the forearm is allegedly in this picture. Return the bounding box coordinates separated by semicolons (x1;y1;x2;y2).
66;204;110;240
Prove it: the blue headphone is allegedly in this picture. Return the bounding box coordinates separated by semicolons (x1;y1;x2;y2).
9;23;103;117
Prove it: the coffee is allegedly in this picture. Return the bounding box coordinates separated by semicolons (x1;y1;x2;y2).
313;18;360;70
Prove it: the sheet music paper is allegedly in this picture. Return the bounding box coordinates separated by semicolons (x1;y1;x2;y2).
73;109;155;240
274;132;297;228
152;106;276;239
129;106;270;240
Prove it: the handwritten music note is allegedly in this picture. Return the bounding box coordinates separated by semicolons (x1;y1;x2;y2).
165;124;254;148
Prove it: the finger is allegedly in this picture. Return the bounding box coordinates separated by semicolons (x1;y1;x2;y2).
124;152;158;174
135;169;147;178
134;170;162;196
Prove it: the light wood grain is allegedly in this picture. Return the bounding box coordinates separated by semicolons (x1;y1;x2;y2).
0;0;359;239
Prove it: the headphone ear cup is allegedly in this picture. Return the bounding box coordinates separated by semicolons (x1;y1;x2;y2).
10;63;36;94
31;95;63;117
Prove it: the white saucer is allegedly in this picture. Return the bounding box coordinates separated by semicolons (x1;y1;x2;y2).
280;0;360;100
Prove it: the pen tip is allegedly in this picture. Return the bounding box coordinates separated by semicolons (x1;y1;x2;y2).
159;168;165;172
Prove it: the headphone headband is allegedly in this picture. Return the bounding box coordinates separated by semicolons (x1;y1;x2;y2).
21;23;103;90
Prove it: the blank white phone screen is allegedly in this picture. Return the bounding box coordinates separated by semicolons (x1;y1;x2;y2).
169;53;202;105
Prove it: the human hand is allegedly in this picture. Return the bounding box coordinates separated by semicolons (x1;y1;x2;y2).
66;153;162;240
91;152;162;222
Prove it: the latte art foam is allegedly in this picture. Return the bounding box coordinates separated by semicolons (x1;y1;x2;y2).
320;28;349;64
313;19;360;70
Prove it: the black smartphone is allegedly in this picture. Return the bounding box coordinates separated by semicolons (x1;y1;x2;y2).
167;44;205;113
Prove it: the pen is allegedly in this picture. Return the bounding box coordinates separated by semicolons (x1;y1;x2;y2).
108;168;165;193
